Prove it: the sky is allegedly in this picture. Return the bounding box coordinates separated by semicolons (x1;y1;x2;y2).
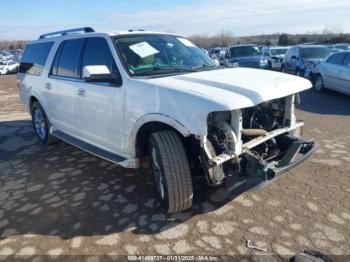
1;0;350;40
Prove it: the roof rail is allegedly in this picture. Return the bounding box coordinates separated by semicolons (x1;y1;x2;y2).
128;29;145;32
39;27;95;39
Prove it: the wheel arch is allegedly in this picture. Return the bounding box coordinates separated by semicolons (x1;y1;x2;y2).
130;114;197;158
28;92;51;119
29;95;39;111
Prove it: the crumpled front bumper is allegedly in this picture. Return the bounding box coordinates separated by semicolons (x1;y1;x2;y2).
226;137;317;192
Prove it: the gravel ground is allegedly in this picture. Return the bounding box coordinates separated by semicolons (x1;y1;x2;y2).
0;74;349;261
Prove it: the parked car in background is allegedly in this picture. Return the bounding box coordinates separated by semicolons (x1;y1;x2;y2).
0;60;19;74
263;46;289;70
282;45;330;78
223;44;268;69
209;47;222;60
313;51;350;95
201;48;209;56
219;47;228;65
329;48;342;54
332;43;350;51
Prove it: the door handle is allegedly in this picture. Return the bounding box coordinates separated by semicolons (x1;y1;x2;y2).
77;89;86;96
45;83;52;90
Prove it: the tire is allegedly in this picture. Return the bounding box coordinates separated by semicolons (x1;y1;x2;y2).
31;102;57;145
149;130;193;213
314;74;324;92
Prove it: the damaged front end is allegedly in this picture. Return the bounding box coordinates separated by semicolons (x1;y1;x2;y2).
199;94;316;191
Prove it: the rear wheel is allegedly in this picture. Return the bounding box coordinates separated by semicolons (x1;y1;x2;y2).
314;74;324;92
149;130;193;213
31;102;57;144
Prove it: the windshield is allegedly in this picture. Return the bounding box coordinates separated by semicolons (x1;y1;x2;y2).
229;46;261;57
301;47;330;59
114;35;217;77
270;48;288;56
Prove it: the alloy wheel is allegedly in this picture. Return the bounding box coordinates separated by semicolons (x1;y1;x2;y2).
33;107;47;140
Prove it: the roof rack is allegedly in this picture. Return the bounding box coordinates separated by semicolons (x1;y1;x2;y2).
128;29;145;32
39;27;95;39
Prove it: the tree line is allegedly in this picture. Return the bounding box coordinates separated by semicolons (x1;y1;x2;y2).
188;32;350;49
0;40;27;50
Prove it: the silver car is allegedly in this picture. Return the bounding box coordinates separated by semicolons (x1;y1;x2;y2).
313;51;350;95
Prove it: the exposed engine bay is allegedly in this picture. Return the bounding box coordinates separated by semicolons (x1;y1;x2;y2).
201;94;315;189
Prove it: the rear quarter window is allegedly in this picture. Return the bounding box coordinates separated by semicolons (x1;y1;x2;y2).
19;42;54;76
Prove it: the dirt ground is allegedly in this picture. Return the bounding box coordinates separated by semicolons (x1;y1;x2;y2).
0;74;349;261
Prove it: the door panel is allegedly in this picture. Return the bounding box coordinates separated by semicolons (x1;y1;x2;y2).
324;64;344;90
75;82;124;153
45;38;85;136
46;77;80;136
339;54;350;92
74;37;125;154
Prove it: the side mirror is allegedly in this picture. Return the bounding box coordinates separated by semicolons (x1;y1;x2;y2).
291;55;298;60
83;65;114;83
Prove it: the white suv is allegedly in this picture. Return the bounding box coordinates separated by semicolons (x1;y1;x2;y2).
0;60;19;74
19;27;316;213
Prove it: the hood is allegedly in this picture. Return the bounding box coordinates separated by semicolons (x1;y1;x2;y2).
137;68;312;110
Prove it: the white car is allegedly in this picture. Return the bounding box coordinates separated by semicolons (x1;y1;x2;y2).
313;51;350;95
263;46;289;70
0;60;19;74
19;28;316;213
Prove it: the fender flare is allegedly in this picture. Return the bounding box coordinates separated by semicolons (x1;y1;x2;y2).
128;113;192;156
28;91;50;118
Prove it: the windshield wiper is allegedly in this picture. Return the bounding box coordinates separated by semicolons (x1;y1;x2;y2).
191;64;222;70
152;66;198;73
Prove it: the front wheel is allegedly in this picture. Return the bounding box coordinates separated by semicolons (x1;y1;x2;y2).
149;130;193;213
314;74;324;92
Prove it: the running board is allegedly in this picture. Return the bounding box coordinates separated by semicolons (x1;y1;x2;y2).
52;130;127;164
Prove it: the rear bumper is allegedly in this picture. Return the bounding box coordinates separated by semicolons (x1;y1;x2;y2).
226;137;317;192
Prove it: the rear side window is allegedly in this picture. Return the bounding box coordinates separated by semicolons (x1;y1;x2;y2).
81;38;118;75
326;53;345;65
51;38;85;78
19;42;54;75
